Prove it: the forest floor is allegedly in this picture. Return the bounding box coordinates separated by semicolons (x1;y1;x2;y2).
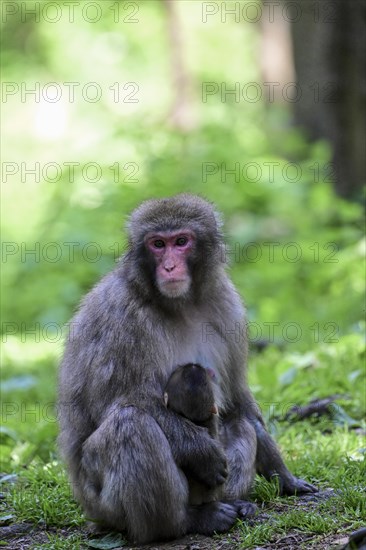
1;490;360;550
0;522;354;550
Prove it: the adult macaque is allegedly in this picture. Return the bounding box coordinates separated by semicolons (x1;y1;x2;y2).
164;363;221;506
58;194;317;544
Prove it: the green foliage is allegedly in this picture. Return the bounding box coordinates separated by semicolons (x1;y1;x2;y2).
251;333;366;423
1;3;364;334
1;1;364;547
1;340;58;471
87;533;127;549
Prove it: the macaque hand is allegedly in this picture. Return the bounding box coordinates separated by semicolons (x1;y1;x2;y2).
188;437;228;489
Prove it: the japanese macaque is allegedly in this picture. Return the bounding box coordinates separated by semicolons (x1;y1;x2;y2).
58;194;317;544
164;363;220;505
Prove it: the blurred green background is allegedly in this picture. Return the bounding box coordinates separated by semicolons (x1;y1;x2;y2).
1;0;365;470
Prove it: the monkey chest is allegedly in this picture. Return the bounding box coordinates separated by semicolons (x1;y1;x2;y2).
164;320;233;406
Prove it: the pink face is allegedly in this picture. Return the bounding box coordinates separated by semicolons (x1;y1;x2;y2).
145;230;195;298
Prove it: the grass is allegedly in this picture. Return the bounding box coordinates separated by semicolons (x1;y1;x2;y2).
7;461;84;528
32;533;86;550
0;333;365;549
234;477;365;548
235;485;365;548
232;417;365;548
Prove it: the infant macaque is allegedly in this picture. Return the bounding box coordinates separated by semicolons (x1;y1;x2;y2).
164;363;221;504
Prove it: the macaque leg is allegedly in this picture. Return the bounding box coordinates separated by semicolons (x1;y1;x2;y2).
221;416;257;499
221;416;258;517
78;406;238;544
80;406;189;543
254;419;318;494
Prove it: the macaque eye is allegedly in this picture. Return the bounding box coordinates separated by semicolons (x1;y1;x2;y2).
153;239;165;249
176;237;188;246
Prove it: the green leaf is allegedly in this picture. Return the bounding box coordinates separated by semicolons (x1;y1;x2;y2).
329;404;362;428
2;376;37;392
279;367;298;386
0;514;15;525
289;352;318;369
348;369;362;382
0;514;14;525
87;533;127;549
0;426;18;443
0;474;17;484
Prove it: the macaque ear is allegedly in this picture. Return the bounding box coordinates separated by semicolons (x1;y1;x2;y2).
211;404;218;415
163;392;169;407
207;368;216;380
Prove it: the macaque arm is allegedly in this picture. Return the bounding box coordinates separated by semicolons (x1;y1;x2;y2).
112;396;228;488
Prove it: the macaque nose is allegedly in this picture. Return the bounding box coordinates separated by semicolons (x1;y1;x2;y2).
164;262;175;272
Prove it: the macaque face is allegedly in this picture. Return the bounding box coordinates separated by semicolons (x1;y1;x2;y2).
145;230;195;298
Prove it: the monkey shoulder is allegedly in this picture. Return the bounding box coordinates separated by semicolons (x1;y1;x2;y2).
71;269;139;331
218;274;246;318
63;269;165;373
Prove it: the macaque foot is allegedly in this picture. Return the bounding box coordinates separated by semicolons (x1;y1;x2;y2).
231;500;258;518
188;501;238;535
281;475;318;495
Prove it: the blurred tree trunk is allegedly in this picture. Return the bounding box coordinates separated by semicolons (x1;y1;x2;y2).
290;0;366;198
162;0;195;130
260;3;295;102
